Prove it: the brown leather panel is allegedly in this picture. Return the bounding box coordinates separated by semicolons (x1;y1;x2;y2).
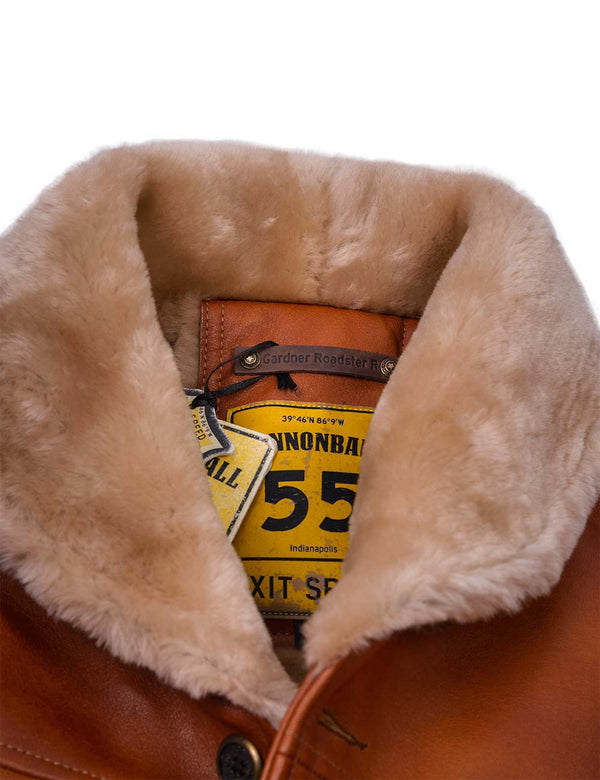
263;501;600;780
264;619;296;649
197;301;418;417
0;768;37;780
1;301;419;779
0;572;275;780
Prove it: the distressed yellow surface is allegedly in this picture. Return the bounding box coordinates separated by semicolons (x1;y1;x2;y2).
204;421;277;539
227;402;374;617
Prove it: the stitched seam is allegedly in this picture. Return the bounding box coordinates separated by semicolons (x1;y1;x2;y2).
279;752;330;780
284;643;390;779
218;300;225;388
289;704;359;780
230;401;374;413
200;300;208;386
0;743;113;780
204;300;210;385
294;733;359;779
401;318;407;352
288;673;362;780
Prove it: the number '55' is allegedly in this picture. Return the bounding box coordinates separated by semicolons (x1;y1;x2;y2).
261;469;358;532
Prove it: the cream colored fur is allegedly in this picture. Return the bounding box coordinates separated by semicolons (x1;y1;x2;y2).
1;142;599;725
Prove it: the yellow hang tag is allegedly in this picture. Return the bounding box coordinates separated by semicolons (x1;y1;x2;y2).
227;402;374;617
204;421;277;540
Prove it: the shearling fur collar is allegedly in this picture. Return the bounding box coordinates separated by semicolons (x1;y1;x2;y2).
1;142;599;726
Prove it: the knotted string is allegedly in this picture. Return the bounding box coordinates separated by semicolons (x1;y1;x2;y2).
189;341;297;410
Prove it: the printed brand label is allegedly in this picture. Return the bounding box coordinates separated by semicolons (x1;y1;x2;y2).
233;345;397;382
204;421;277;540
185;389;234;460
227;402;374;617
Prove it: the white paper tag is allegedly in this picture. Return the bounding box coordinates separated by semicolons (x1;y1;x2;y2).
185;388;234;460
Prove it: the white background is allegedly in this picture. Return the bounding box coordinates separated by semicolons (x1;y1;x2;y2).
2;1;598;317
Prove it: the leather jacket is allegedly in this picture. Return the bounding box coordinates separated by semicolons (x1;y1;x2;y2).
1;142;598;779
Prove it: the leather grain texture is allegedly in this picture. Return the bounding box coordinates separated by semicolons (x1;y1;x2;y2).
1;300;404;779
2;300;597;780
197;300;418;417
262;501;600;780
0;569;275;780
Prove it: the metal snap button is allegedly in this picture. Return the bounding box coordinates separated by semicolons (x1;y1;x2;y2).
217;734;263;780
240;351;261;370
379;357;397;378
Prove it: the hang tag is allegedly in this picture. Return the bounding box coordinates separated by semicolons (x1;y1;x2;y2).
185;388;234;460
204;421;278;540
226;401;374;617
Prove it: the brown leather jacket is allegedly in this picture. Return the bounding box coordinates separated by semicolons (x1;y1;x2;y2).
2;502;599;780
1;144;599;779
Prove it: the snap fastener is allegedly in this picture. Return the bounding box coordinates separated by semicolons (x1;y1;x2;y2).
240;351;261;370
217;734;263;780
379;357;396;378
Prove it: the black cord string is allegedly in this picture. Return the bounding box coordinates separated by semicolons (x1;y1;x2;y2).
190;341;297;409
